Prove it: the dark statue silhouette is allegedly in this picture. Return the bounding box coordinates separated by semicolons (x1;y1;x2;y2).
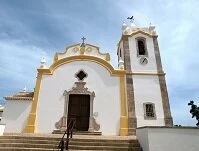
188;100;199;126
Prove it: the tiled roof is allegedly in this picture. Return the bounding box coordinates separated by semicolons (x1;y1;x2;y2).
4;92;34;101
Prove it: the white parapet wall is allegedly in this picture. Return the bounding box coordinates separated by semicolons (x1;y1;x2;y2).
136;126;199;151
0;124;5;136
1;100;32;133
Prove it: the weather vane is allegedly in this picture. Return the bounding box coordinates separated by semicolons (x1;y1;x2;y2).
127;16;134;22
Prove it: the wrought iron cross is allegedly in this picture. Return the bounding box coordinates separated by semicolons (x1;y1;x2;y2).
81;37;86;44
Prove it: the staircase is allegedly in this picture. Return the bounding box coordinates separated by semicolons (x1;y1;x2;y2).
0;134;143;151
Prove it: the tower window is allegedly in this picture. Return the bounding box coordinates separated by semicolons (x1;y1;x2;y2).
119;49;122;57
136;38;148;56
138;40;145;55
144;103;156;120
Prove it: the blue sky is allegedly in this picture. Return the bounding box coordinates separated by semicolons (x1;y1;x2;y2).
0;0;199;126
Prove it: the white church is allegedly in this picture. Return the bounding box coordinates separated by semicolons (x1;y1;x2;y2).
2;22;173;136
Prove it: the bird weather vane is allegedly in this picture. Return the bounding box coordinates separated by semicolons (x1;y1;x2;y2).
127;16;134;22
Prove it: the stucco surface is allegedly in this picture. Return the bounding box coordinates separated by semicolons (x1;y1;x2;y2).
37;61;120;135
137;127;199;151
2;100;32;133
133;75;165;127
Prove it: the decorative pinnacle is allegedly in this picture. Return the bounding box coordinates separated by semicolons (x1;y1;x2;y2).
40;57;46;68
23;86;27;92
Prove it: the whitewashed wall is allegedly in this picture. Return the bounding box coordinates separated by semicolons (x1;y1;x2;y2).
128;34;158;72
127;34;165;127
37;61;121;135
137;127;199;151
133;75;165;127
0;112;3;120
0;124;5;136
2;100;32;133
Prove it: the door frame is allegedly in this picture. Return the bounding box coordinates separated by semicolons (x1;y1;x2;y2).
60;81;95;132
68;94;90;131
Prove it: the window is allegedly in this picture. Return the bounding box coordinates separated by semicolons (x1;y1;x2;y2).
136;38;148;56
144;103;156;120
75;70;87;81
119;49;122;57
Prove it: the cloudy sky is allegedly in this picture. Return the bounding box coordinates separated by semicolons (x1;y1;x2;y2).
0;0;199;126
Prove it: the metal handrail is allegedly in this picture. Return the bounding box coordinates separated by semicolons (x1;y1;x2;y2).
58;119;76;151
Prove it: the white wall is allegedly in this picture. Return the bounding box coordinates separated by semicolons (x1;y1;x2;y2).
0;124;5;136
1;100;32;133
133;75;165;127
37;61;121;135
126;33;165;127
0;112;3;120
137;127;199;151
128;34;158;72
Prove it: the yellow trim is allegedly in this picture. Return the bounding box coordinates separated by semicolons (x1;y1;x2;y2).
86;44;110;61
126;72;165;76
54;43;111;62
54;53;58;62
24;55;126;133
24;73;42;133
119;75;128;136
39;55;125;76
130;30;153;38
80;47;85;55
54;43;80;62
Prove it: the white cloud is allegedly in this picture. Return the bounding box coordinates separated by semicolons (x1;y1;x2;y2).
0;39;52;91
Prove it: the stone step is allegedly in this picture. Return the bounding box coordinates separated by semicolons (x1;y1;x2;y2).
0;134;142;151
53;130;102;135
0;136;138;143
0;140;140;147
0;147;58;151
0;146;142;151
0;148;125;151
68;145;142;151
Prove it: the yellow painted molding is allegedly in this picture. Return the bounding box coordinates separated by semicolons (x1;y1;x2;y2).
53;43;80;62
119;75;128;136
130;30;153;38
54;53;58;62
120;75;127;116
80;47;85;55
39;55;125;76
126;72;165;76
54;43;111;62
120;116;128;136
24;73;42;133
86;44;111;61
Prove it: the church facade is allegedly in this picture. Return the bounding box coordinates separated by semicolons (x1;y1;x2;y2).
2;23;173;136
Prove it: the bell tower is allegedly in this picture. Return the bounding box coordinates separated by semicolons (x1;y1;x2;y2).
117;21;173;135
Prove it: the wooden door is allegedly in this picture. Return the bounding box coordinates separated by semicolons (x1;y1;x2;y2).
68;94;90;131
